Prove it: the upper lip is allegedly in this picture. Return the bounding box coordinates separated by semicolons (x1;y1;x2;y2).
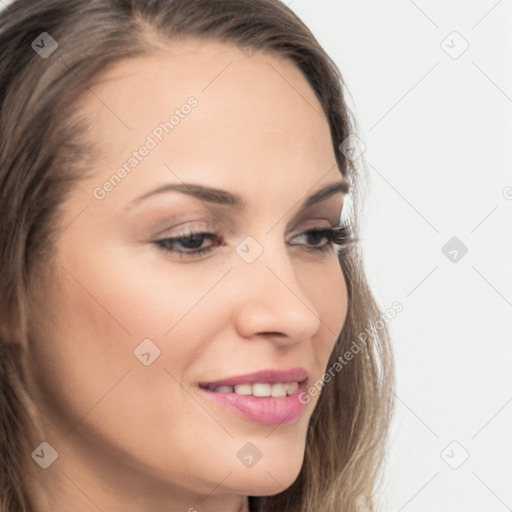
199;367;308;389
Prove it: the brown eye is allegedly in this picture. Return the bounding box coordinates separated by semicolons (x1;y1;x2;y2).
289;226;349;254
155;231;223;257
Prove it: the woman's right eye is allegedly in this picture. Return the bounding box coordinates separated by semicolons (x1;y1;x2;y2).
155;231;223;258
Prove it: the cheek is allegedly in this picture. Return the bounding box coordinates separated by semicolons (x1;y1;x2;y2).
60;243;234;341
26;259;229;478
33;248;233;402
304;258;348;353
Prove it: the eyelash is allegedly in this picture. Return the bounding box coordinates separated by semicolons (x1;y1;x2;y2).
154;224;353;259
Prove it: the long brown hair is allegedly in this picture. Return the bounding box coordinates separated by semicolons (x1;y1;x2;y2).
0;1;394;510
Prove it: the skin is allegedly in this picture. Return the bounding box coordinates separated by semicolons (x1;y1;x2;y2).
24;39;348;512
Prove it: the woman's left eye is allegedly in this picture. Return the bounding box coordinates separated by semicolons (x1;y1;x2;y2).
154;225;349;259
288;227;344;252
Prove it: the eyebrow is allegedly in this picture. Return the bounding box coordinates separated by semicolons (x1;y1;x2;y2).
128;178;349;211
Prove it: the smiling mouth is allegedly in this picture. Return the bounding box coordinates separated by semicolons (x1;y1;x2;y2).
197;368;309;425
200;380;301;397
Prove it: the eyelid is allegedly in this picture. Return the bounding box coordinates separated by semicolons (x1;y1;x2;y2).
155;218;335;240
152;219;222;238
143;194;342;237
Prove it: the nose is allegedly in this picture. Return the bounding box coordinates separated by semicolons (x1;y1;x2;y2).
231;237;321;347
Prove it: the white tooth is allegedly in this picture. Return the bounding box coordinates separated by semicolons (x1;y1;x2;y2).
234;384;252;395
287;382;299;394
215;385;234;393
271;383;287;398
252;383;271;397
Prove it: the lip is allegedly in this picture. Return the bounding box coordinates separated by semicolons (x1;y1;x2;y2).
198;367;308;389
198;367;309;426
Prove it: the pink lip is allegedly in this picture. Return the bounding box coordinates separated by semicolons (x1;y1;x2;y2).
198;367;308;389
198;367;308;426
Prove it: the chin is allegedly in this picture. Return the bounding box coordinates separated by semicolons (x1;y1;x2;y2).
231;472;301;498
225;447;305;497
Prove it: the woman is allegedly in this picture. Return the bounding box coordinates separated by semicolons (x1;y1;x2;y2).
0;0;394;511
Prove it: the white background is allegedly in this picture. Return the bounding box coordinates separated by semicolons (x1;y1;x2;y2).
289;1;512;511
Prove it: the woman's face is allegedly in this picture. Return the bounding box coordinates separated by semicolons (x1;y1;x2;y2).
26;39;348;510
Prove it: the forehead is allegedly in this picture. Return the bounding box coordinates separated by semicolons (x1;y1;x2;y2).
75;38;340;209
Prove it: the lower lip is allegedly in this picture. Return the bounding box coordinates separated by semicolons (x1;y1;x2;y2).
199;385;306;426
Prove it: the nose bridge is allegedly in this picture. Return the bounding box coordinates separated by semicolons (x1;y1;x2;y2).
235;234;301;297
231;233;321;341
